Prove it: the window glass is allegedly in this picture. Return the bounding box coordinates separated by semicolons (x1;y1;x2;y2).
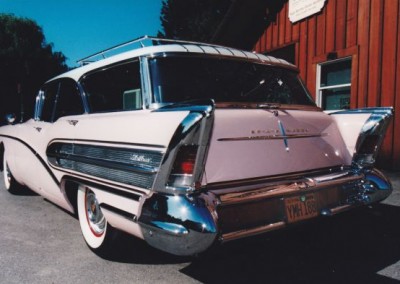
320;60;351;87
318;58;352;110
321;87;350;110
80;61;142;113
149;56;315;106
41;81;59;122
54;79;84;120
40;79;83;122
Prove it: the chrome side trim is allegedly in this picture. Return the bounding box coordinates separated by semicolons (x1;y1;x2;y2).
48;152;159;174
62;176;145;198
140;56;152;108
215;102;321;112
100;203;137;222
218;133;328;142
47;142;164;189
34;90;44;121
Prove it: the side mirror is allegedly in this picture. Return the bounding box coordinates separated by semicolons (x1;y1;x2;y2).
5;113;16;125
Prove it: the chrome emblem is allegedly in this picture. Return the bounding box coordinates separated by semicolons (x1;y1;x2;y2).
278;120;289;152
130;154;152;163
68;120;79;126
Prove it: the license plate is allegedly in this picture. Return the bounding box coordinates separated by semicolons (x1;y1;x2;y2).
285;194;318;223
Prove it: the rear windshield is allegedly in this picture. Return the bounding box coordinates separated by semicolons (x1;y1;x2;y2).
149;56;315;106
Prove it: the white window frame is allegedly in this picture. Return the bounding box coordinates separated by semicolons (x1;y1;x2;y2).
316;57;352;109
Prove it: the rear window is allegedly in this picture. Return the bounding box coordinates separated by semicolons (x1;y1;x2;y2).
149;56;315;106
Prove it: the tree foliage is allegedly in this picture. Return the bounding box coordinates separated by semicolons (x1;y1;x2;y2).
157;0;231;42
0;14;68;123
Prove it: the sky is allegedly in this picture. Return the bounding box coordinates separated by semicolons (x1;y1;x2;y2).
0;0;163;67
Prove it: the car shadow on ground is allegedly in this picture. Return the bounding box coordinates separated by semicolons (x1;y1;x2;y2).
100;203;400;283
182;204;400;283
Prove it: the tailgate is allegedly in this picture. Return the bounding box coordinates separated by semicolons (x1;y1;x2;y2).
204;109;351;184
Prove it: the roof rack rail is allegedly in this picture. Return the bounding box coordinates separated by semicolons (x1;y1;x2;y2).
76;35;229;66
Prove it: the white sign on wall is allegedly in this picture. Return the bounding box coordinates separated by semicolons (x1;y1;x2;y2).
288;0;327;23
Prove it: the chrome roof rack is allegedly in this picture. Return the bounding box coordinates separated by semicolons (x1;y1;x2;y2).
76;35;230;66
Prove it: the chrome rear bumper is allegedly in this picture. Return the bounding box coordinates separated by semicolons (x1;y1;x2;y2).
138;167;392;256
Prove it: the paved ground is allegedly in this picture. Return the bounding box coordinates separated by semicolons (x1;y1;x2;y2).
1;171;400;284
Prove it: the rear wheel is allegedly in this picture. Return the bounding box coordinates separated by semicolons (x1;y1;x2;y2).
77;185;116;253
2;154;20;193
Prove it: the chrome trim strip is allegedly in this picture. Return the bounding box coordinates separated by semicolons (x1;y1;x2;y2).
63;176;143;200
47;142;163;189
217;133;327;142
140;56;152;108
204;166;348;191
221;222;286;242
48;152;159;174
48;138;166;150
146;52;299;72
215;102;321;111
100;203;137;221
321;205;352;216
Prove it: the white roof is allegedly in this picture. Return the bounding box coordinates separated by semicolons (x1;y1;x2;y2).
49;43;296;82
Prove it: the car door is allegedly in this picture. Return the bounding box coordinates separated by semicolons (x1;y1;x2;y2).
15;78;84;201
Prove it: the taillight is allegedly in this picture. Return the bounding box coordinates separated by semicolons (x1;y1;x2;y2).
168;145;198;188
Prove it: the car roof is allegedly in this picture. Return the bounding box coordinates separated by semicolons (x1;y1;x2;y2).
49;40;297;83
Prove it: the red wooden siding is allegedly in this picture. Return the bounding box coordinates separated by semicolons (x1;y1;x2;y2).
254;0;400;169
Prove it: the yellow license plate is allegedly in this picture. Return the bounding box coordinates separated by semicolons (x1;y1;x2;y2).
285;194;318;223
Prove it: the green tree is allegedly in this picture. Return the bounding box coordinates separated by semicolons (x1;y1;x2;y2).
158;0;231;43
0;14;68;123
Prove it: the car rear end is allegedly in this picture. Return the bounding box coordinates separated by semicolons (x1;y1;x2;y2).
136;53;393;256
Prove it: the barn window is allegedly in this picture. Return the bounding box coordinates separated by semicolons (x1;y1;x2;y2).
316;58;351;110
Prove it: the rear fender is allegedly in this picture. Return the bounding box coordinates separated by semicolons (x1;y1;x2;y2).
329;107;393;168
152;99;215;194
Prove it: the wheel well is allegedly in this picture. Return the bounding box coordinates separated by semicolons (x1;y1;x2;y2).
0;143;4;172
64;180;79;216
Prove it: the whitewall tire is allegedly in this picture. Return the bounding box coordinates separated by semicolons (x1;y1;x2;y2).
77;185;116;252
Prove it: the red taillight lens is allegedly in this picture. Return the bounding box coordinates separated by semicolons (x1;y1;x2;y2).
171;145;198;175
168;145;198;188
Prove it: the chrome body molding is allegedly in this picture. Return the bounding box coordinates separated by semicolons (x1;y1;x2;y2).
47;142;164;189
217;133;328;142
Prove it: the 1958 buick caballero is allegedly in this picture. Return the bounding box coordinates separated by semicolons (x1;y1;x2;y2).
0;36;394;256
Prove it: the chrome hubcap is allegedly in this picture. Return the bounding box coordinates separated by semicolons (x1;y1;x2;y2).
85;190;105;235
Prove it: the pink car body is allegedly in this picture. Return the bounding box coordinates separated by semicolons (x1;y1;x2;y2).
0;37;393;256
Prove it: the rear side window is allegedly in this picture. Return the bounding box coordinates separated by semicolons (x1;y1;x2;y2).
149;56;315;106
80;61;142;113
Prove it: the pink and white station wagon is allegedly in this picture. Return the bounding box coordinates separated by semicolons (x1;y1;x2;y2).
0;36;394;256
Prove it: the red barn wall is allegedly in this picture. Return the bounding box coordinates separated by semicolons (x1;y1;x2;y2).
254;0;400;169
